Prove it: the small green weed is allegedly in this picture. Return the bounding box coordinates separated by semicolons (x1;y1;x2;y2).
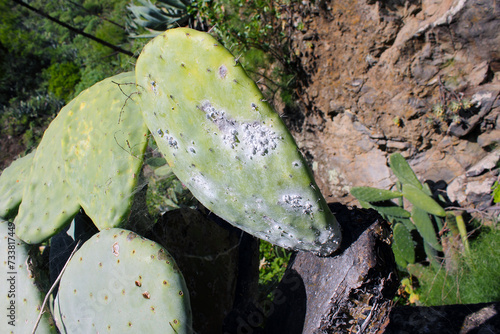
411;225;500;305
258;240;292;300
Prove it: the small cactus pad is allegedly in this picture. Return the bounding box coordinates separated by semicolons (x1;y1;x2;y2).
0;219;57;333
55;228;192;333
136;28;341;255
14;100;81;244
0;151;35;219
61;72;148;230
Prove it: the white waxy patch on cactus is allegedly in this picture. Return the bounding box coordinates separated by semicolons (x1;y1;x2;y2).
161;129;179;150
200;101;282;158
279;194;314;215
241;122;280;157
190;173;216;199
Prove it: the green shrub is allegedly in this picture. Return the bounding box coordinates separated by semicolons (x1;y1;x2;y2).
413;226;500;305
45;61;81;101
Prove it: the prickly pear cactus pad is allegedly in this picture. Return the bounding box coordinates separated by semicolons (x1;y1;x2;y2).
136;28;341;255
61;72;148;230
55;228;192;333
14;99;81;244
0;219;57;333
0;151;35;219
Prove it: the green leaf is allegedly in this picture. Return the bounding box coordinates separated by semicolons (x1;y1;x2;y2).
154;165;173;177
350;186;402;202
393;222;415;264
389;153;422;189
364;201;411;218
412;206;442;251
403;184;446;217
146;157;167;167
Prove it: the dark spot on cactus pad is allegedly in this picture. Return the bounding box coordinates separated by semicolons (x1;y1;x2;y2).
112;242;119;256
128;322;132;327
122;289;126;295
142;291;150;299
104;295;109;301
219;65;228;79
150;81;158;95
73;289;77;294
157;249;168;261
178;291;183;296
99;262;102;267
163;280;168;286
79;257;83;261
135;280;142;287
126;232;137;241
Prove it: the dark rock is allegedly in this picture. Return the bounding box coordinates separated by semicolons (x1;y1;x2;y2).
448;90;499;137
264;203;399;334
385;302;500;334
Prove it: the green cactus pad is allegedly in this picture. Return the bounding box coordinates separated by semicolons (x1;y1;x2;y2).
61;72;148;230
392;222;415;266
136;27;341;255
411;206;442;251
0;151;35;219
358;200;411;218
0;219;57;333
55;228;192;333
350;186;402;203
402;184;446;217
389;153;422;189
14;101;81;244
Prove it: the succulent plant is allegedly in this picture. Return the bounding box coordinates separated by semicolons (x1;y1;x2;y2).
14;96;81;244
136;27;341;256
351;153;447;269
54;228;192;333
128;0;193;38
0;151;35;219
0;219;57;333
12;72;148;244
61;71;148;231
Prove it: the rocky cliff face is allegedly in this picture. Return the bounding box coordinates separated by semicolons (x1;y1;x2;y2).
285;0;500;209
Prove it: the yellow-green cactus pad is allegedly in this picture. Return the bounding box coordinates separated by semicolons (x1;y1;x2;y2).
136;28;341;255
0;219;57;333
0;151;35;219
61;72;148;230
55;228;192;333
14;100;80;244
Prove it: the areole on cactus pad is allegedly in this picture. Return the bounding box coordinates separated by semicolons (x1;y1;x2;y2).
135;28;341;255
